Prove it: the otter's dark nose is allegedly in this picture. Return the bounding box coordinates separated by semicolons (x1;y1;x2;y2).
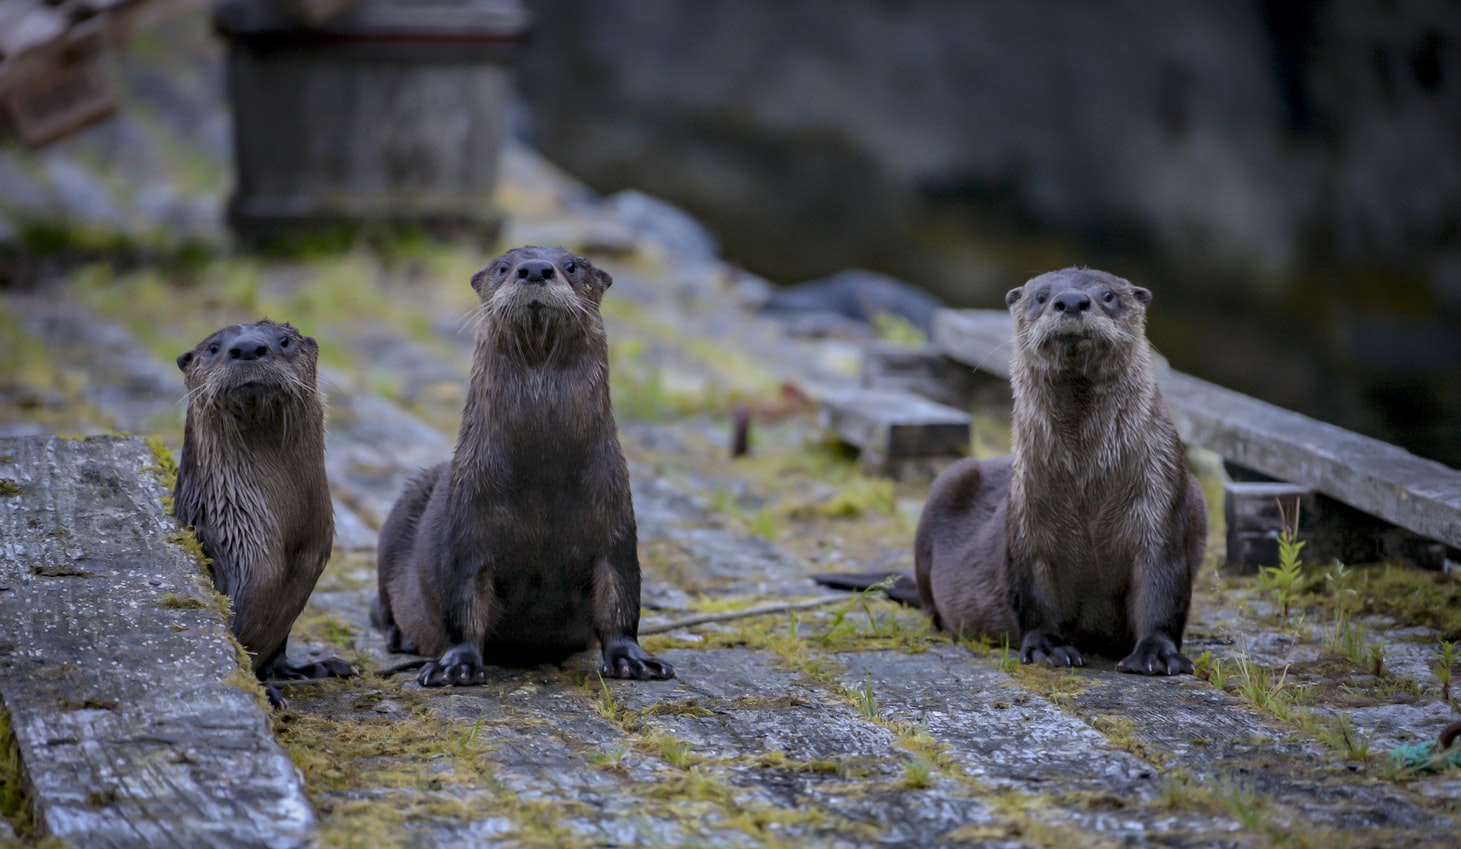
1053;291;1091;314
516;260;556;285
229;334;271;361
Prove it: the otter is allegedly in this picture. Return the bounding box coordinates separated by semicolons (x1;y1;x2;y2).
373;246;675;686
921;268;1206;673
174;320;355;705
818;268;1205;675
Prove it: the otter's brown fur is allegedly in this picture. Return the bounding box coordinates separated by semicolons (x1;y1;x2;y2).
174;320;353;697
373;246;674;686
916;267;1206;674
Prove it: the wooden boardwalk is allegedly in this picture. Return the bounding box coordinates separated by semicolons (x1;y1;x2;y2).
1;145;1459;847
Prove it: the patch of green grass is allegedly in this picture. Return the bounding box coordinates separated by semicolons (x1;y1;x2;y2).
1315;713;1375;762
848;671;879;718
786;475;896;520
900;754;936;789
1209;773;1267;831
1255;507;1305;624
0;480;21;498
0;704;35;839
592;674;624;724
1433;640;1457;703
654;732;696;769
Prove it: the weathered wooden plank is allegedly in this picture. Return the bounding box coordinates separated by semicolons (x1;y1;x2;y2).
932;309;1461;549
1224;481;1447;572
930;309;1016;379
0;435;314;848
820;386;970;476
1162;371;1461;549
859;341;977;409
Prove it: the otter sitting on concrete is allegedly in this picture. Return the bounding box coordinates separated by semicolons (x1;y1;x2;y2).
820;268;1206;674
175;320;355;705
373;246;675;686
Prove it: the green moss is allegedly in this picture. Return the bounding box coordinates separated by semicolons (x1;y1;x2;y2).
276;697;498;794
1347;565;1461;641
0;480;21;498
1008;665;1091;709
0;703;36;839
290;611;358;650
785;475;896;520
160;592;210;610
870;313;927;346
146;436;178;502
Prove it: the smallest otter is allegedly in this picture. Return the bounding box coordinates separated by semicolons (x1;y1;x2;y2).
174;320;355;705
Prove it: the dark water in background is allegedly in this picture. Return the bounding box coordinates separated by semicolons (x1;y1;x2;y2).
517;0;1461;468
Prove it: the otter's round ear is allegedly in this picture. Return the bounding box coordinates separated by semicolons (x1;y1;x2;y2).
1133;287;1152;305
596;267;613;289
1005;287;1024;308
177;351;194;372
470;268;489;295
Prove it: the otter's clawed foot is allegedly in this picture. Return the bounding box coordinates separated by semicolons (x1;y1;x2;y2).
1020;630;1085;667
265;683;287;711
601;636;675;681
1117;634;1192;675
418;644;487;687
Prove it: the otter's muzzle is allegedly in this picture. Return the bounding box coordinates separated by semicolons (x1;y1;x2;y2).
1052;291;1091;315
228;331;273;361
515;260;557;286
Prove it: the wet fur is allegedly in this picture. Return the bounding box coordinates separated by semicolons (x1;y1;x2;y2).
916;268;1206;674
174;320;348;692
373;246;673;685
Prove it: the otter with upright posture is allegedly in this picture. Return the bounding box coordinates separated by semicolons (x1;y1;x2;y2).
175;320;354;703
918;267;1206;674
374;246;675;686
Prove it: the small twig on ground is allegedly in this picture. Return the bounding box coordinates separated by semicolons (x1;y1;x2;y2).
638;595;852;635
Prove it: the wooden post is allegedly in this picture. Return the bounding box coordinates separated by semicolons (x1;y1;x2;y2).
214;0;530;240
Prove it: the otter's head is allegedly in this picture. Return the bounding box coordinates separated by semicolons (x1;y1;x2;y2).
470;246;611;346
1006;268;1151;376
177;320;320;421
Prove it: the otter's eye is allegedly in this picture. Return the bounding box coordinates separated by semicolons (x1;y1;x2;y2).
1035;291;1048;305
497;264;508;275
280;336;291;348
565;261;577;274
1102;290;1115;303
208;343;220;355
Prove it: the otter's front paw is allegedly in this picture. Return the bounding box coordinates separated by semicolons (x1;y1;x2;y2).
418;644;487;687
1117;634;1192;676
601;636;676;681
1019;630;1085;668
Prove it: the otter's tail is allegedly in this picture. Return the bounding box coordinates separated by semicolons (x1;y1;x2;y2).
812;570;921;607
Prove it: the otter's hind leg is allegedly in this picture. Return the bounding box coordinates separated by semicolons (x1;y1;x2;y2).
916;457;1017;641
375;464;443;655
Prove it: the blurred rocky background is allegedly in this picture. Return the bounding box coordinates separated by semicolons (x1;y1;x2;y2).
1;0;1458;466
515;0;1461;467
